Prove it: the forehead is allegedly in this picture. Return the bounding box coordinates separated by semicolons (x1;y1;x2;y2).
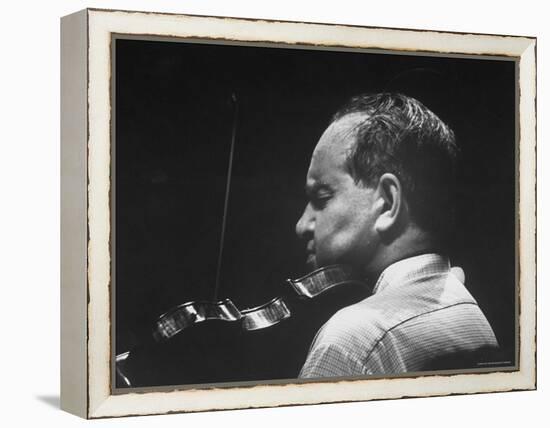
307;113;366;184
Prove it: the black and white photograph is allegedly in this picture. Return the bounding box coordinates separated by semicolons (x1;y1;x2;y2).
3;0;545;425
113;36;518;389
56;6;537;420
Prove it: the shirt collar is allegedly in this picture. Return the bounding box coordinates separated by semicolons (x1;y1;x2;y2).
372;253;451;294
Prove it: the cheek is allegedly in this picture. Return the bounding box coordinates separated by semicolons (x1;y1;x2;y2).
316;203;374;258
326;223;367;254
315;210;362;252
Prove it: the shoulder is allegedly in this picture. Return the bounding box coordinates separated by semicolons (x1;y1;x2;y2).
298;299;387;378
315;269;481;346
314;299;386;348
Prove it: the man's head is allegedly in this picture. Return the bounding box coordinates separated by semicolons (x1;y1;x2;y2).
296;93;458;274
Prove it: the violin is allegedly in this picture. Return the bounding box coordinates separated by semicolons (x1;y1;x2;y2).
153;264;362;340
116;264;369;387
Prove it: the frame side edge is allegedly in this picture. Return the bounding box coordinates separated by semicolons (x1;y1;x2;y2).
60;9;89;419
515;38;537;391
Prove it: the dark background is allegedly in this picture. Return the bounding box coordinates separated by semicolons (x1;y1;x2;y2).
115;38;516;386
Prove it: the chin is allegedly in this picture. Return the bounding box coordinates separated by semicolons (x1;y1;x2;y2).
306;254;318;271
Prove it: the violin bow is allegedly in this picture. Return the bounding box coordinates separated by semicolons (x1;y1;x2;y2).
213;93;239;301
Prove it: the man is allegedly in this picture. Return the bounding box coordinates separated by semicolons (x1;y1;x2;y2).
296;93;498;378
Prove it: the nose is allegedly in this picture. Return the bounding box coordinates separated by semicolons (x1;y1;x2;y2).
296;204;315;240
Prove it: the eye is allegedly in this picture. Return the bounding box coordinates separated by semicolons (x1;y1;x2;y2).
311;192;331;210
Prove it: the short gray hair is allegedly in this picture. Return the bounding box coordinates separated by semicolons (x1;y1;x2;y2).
333;93;458;242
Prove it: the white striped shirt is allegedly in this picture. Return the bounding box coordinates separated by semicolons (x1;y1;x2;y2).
299;254;498;378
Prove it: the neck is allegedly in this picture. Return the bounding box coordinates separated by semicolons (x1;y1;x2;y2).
363;228;441;280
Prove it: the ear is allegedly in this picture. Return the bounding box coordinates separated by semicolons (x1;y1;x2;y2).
374;173;403;234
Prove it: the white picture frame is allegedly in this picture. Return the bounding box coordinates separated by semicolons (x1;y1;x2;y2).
60;8;536;419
